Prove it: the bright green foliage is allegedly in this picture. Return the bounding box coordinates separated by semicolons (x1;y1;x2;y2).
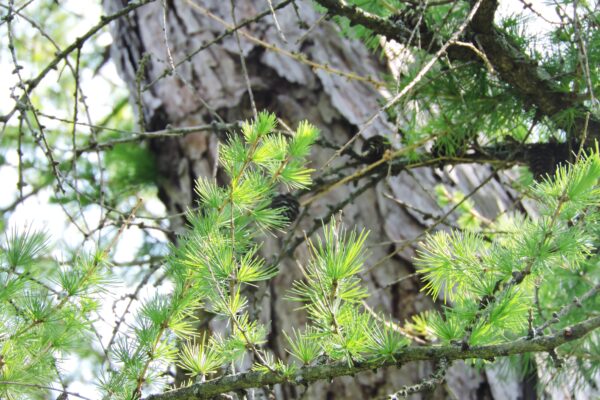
288;219;409;365
417;148;600;366
284;326;323;365
289;220;369;308
96;112;410;394
178;334;224;379
0;229;109;400
3;0;600;397
367;322;410;362
100;112;320;397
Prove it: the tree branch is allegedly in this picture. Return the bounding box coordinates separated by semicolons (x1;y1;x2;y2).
312;0;600;143
145;316;600;400
305;140;569;205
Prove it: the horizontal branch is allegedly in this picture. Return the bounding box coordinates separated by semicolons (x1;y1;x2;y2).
403;141;571;175
145;316;600;400
304;140;568;206
75;122;239;154
310;0;413;41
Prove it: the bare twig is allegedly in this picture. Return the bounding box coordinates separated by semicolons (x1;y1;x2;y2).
230;0;258;118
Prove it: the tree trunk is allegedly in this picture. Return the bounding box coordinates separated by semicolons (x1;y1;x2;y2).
104;0;525;398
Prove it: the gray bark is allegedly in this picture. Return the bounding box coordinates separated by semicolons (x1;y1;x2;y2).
104;0;526;398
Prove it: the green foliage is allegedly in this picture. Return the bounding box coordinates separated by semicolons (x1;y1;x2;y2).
3;0;600;397
327;0;599;165
368;322;410;362
400;60;531;155
0;229;109;400
105;144;157;190
178;334;224;378
284;326;323;365
417;149;600;359
287;219;410;366
99;112;320;397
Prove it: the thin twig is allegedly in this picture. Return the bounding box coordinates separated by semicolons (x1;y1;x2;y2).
230;0;258;118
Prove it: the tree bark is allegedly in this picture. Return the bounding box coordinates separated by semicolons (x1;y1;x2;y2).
104;0;525;398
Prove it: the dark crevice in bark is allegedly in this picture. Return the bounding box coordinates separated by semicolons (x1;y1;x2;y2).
146;105;170;132
326;388;335;400
520;361;539;400
476;377;495;400
390;280;401;320
113;1;146;81
167;0;184;31
266;280;280;357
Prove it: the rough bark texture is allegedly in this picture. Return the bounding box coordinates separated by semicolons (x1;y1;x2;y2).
104;1;526;398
